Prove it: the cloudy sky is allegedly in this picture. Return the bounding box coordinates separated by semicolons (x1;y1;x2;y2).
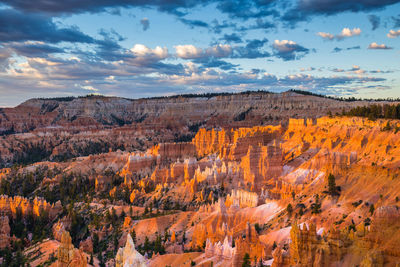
0;0;400;106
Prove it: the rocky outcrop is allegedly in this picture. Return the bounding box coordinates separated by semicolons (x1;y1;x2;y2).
57;231;87;267
205;236;235;261
270;222;348;267
115;233;147;267
0;195;61;219
0;216;10;249
232;222;265;267
79;237;93;254
151;143;196;161
226;189;259;208
53;220;67;242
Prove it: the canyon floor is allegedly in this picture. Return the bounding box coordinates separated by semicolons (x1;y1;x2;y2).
0;92;399;266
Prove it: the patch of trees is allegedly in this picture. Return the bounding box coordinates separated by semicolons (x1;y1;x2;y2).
137;233;166;257
343;104;400;120
324;173;340;196
0;167;54;197
311;194;322;214
234;107;253;121
11;141;53;166
9;207;51;243
291;89;400;102
0;246;27;266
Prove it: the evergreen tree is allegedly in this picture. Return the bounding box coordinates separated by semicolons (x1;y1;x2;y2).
311;194;321;214
131;229;137;244
242;253;251;267
286;203;293;215
299;206;304;216
89;254;94;265
370;204;375;215
93;233;99;253
144;236;150;253
327;173;337;195
182;231;186;244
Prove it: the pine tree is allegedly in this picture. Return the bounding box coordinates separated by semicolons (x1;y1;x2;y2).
286;203;293;215
144;236;150;253
242;253;251;267
311;194;321;214
131;229;137;244
327;173;337;195
369;204;375;215
89;254;94;265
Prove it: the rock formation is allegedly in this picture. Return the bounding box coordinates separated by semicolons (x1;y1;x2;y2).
115;233;147;267
0;195;61;219
226;189;259;208
57;231;87;267
0;216;10;249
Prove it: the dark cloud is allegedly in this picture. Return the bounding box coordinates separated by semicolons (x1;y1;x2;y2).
232;38;270;58
0;0;210;16
283;0;400;23
92;30;126;61
332;45;360;53
216;0;278;20
178;18;209;28
0;47;12;71
252;18;275;29
210;19;237;34
194;58;239;70
332;47;342;53
140;18;150;31
8;42;64;57
368;14;380;30
272;40;309;61
0;9;95;43
2;0;399;29
392;14;400;28
220;33;242;43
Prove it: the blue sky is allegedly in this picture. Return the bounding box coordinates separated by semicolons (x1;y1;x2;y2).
0;0;399;106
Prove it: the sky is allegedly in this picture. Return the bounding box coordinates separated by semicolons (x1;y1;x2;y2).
0;0;400;106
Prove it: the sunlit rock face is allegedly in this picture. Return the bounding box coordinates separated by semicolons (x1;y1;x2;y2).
226;189;259;208
116;234;147;267
57;231;87;267
0;195;61;219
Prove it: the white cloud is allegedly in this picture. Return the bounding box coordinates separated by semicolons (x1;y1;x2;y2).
81;85;98;91
338;28;361;39
175;45;204;59
130;44;168;58
387;29;400;38
175;44;232;59
272;40;309;61
317;27;361;40
273;40;298;52
129;44;168;65
368;42;393;50
317;32;334;40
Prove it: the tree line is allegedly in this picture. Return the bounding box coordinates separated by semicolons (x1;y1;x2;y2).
342;104;400;120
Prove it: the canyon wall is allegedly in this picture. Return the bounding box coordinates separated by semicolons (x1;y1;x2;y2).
0;91;374;135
